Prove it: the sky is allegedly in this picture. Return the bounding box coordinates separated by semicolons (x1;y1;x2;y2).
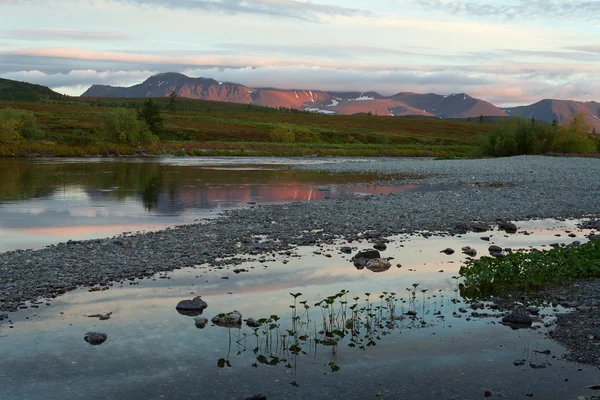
1;0;599;106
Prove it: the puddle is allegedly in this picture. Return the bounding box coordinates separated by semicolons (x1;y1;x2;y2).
1;219;598;399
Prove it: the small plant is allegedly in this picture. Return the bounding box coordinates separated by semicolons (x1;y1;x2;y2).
459;240;600;299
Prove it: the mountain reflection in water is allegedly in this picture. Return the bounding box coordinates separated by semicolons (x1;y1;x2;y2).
0;157;412;251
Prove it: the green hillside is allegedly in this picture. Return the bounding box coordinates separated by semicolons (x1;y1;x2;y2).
0;78;66;102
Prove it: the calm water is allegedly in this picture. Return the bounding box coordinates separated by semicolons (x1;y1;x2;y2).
0;157;413;252
0;158;597;400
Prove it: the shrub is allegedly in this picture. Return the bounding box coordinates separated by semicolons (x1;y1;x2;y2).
553;114;596;154
137;99;164;136
100;108;158;145
270;123;295;143
0;108;43;142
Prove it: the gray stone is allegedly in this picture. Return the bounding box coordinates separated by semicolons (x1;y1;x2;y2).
461;246;477;257
246;318;262;328
366;258;391;273
212;311;242;327
84;332;107;345
194;317;208;329
176;296;208;316
353;249;380;260
502;311;533;329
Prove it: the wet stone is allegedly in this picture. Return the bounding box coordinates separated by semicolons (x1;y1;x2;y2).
194;317;208;329
365;258;391;273
84;332;107;346
175;296;208;316
212;311;242;328
246;318;262;328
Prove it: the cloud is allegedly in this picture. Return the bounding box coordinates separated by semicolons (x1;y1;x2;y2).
0;28;138;41
0;69;156;95
564;45;600;54
127;0;370;20
412;0;600;22
1;0;370;21
5;62;598;106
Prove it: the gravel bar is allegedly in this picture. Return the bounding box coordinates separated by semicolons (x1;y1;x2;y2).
1;156;600;314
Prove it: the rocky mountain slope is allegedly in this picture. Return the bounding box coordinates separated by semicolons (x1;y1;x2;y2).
82;73;507;119
504;99;600;131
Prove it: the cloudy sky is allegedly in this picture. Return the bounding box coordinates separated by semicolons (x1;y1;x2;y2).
1;0;599;106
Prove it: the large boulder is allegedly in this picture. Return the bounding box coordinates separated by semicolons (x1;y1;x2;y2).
176;296;208;316
366;258;392;273
84;332;107;345
212;311;242;328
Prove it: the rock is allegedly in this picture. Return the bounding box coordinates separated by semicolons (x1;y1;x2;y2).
245;395;267;400
527;307;540;315
484;390;493;397
84;332;107;345
176;296;208;316
246;318;262;328
440;248;455;255
480;236;490;241
406;311;417;316
212;311;242;327
513;359;526;366
353;258;367;270
461;246;477;257
453;223;470;234
194;317;208;329
373;242;387;251
488;245;506;258
87;312;112;320
353;249;381;260
488;245;503;253
340;246;353;254
529;362;547;369
502;310;533;329
471;223;489;233
0;313;9;321
498;221;518;234
366;258;392;273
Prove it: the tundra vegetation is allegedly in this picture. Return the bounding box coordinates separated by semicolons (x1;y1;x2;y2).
473;114;597;157
0;95;598;157
459;239;600;300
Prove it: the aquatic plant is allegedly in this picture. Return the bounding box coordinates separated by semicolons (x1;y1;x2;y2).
459;240;600;299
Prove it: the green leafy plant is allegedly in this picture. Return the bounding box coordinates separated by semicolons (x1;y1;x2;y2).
459;240;600;299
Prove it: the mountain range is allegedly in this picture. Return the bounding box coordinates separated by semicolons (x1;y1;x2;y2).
1;71;588;131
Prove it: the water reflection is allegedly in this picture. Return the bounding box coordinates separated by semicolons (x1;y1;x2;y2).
0;157;408;251
0;221;597;400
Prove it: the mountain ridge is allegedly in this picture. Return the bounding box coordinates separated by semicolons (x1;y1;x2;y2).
81;73;507;120
0;78;66;102
81;73;600;130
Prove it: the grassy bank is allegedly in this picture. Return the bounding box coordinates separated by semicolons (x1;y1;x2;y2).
0;97;490;157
